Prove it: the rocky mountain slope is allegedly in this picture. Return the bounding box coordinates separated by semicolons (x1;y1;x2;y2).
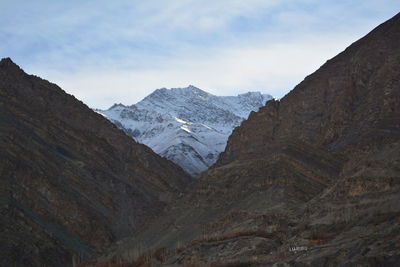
0;58;190;267
97;86;272;177
94;12;400;266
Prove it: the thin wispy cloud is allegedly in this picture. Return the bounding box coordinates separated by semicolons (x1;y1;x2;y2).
1;0;398;108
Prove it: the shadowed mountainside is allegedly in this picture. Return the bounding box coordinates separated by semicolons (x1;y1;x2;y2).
0;58;190;267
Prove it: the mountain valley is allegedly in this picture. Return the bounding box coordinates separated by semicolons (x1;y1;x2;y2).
1;11;400;267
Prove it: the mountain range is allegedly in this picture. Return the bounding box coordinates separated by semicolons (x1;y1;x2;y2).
1;12;399;267
97;86;272;176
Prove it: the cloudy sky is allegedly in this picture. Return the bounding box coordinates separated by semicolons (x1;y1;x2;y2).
1;1;398;108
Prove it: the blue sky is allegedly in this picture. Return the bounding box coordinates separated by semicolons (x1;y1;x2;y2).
1;1;398;108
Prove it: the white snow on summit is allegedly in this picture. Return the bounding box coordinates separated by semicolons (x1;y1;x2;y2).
97;85;272;177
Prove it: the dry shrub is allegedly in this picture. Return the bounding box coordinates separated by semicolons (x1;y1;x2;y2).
152;247;167;261
210;259;264;267
84;225;278;267
85;249;157;267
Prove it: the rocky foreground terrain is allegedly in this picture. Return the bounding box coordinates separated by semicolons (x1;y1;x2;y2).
88;12;400;266
0;58;190;267
97;86;272;177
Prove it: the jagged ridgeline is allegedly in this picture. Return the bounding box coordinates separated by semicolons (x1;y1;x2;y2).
0;58;190;267
94;12;400;266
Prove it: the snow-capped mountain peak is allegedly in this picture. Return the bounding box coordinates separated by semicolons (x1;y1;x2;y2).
98;86;272;177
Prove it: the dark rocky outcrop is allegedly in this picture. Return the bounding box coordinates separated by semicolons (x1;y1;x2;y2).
95;13;400;266
0;58;190;267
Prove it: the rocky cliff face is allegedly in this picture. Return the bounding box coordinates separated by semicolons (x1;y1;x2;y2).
95;13;400;266
97;86;272;177
0;58;190;267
